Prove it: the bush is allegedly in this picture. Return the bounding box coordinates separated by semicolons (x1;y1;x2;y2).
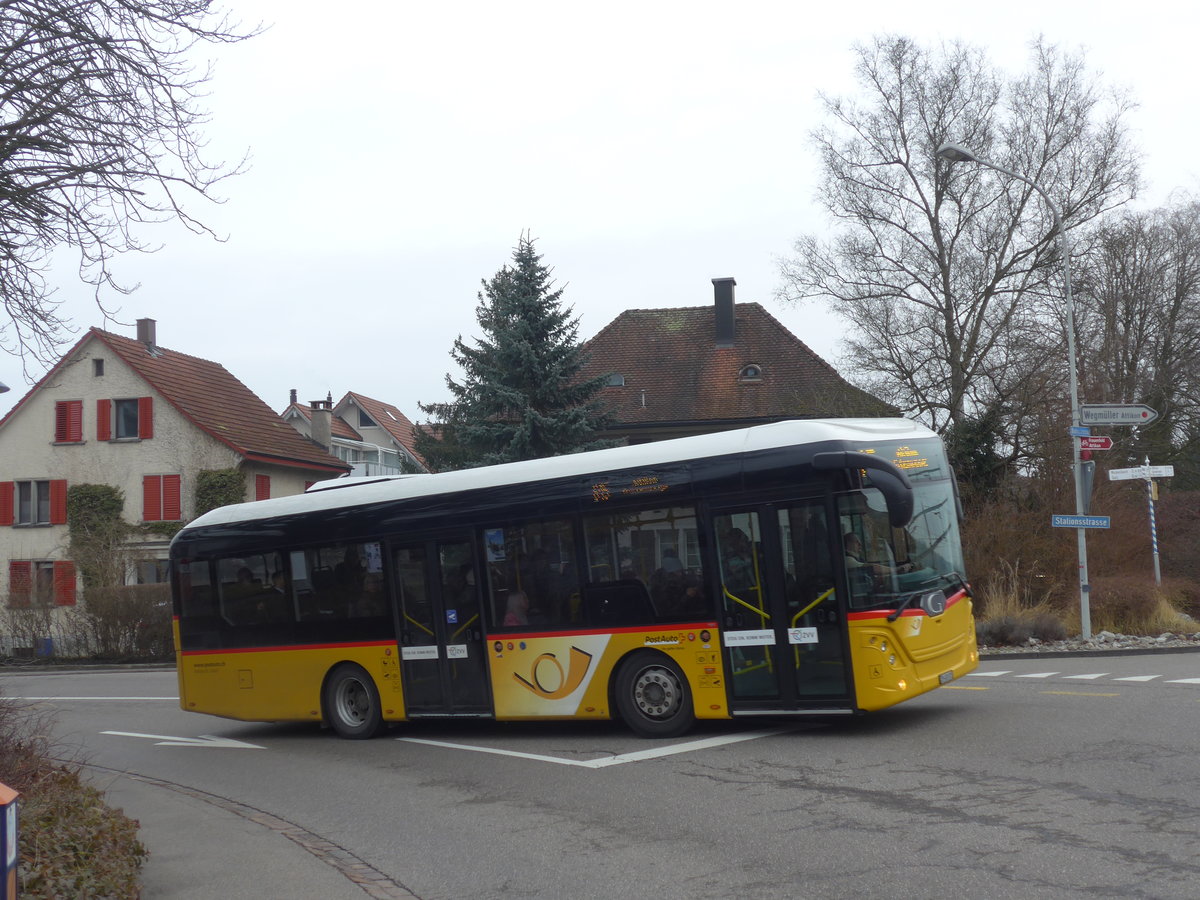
1088;575;1197;635
0;693;146;897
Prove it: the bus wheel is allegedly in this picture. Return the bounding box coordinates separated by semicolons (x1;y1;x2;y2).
323;664;383;739
614;651;695;738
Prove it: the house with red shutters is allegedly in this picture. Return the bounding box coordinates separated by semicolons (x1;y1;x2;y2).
281;391;427;476
0;319;348;615
578;277;893;444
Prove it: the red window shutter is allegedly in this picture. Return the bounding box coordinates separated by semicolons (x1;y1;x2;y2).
255;474;270;501
138;396;154;439
53;560;76;606
163;475;182;521
9;561;31;606
49;480;68;525
55;400;82;442
0;482;12;526
97;399;112;441
143;475;162;522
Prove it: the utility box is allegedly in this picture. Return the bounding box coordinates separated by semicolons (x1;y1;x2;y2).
0;782;17;899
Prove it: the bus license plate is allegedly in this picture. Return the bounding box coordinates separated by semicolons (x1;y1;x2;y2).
939;670;954;684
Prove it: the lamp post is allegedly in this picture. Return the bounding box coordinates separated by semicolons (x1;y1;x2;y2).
935;142;1092;639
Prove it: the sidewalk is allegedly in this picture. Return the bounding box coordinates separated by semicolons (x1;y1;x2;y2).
95;772;387;899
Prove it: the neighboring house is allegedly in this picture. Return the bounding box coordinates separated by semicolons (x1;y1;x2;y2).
0;319;349;611
282;391;426;476
578;277;893;444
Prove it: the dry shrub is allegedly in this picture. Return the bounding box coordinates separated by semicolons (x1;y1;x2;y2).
0;691;146;897
972;561;1069;645
1089;575;1198;635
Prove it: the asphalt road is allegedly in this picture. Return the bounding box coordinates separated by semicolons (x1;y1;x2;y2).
3;653;1200;900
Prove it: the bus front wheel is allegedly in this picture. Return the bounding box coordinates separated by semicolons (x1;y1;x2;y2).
323;664;383;739
614;651;695;738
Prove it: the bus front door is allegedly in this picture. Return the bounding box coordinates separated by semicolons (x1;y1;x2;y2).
714;501;851;712
393;539;490;717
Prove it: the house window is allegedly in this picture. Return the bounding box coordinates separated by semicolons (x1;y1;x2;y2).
143;475;182;522
54;400;83;443
93;359;104;376
607;373;625;387
136;559;170;584
738;364;763;382
358;408;376;428
8;560;75;607
98;397;154;440
9;480;66;526
255;475;271;501
115;399;139;438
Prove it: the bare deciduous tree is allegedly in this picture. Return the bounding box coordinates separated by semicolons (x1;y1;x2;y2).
1075;199;1200;471
0;0;256;370
779;36;1140;470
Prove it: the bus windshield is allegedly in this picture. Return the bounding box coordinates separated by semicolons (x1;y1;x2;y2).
838;440;965;610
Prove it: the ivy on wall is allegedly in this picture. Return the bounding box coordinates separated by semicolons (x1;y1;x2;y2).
194;468;245;518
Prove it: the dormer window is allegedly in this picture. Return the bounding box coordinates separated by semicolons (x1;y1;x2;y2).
739;364;763;382
607;373;625;387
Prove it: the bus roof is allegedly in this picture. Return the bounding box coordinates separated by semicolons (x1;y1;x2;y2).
182;418;934;533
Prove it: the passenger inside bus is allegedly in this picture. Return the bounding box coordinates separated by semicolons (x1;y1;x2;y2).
503;590;529;626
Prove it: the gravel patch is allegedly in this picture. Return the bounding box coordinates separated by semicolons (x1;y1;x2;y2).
980;629;1200;658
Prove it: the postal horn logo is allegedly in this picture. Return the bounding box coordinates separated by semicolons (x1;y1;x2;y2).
513;646;594;699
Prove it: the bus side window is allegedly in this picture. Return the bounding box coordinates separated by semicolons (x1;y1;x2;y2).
217;554;289;625
484;520;581;628
177;559;216;619
584;506;705;623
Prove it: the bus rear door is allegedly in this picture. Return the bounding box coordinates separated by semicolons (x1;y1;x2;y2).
392;538;491;717
713;499;853;714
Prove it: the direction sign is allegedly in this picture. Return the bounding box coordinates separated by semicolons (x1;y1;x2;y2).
1080;404;1158;426
1078;436;1113;450
1051;514;1111;529
1110;465;1176;481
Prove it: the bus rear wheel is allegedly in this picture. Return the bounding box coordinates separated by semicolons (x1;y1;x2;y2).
614;651;695;738
323;664;383;739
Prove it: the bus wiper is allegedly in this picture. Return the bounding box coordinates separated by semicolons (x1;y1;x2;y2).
886;592;922;622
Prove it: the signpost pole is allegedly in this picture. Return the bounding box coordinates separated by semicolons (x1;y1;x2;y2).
1144;457;1162;586
937;143;1091;638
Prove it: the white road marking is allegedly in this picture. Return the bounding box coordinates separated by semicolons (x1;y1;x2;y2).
1062;674;1108;680
101;731;265;749
1166;678;1200;684
1015;672;1059;678
9;696;179;701
398;728;790;768
967;670;1010;677
1113;675;1161;682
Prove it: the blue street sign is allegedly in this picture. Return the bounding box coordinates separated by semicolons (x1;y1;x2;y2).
1068;425;1091;437
1051;514;1111;529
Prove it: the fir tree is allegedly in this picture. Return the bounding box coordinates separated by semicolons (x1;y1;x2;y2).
415;235;613;470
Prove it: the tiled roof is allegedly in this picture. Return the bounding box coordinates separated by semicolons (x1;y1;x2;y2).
579;303;892;426
339;392;424;463
90;330;349;472
285;402;362;441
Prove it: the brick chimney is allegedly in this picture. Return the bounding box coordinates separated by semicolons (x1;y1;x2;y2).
289;388;297;406
136;318;157;350
309;398;332;450
712;278;736;348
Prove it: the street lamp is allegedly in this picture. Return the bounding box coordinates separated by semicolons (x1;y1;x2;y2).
935;142;1093;639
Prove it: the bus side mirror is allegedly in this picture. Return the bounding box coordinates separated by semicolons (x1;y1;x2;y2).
812;452;915;529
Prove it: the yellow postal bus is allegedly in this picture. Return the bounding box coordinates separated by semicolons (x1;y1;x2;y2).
170;419;977;738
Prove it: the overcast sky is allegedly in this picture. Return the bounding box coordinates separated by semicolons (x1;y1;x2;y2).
2;0;1198;424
